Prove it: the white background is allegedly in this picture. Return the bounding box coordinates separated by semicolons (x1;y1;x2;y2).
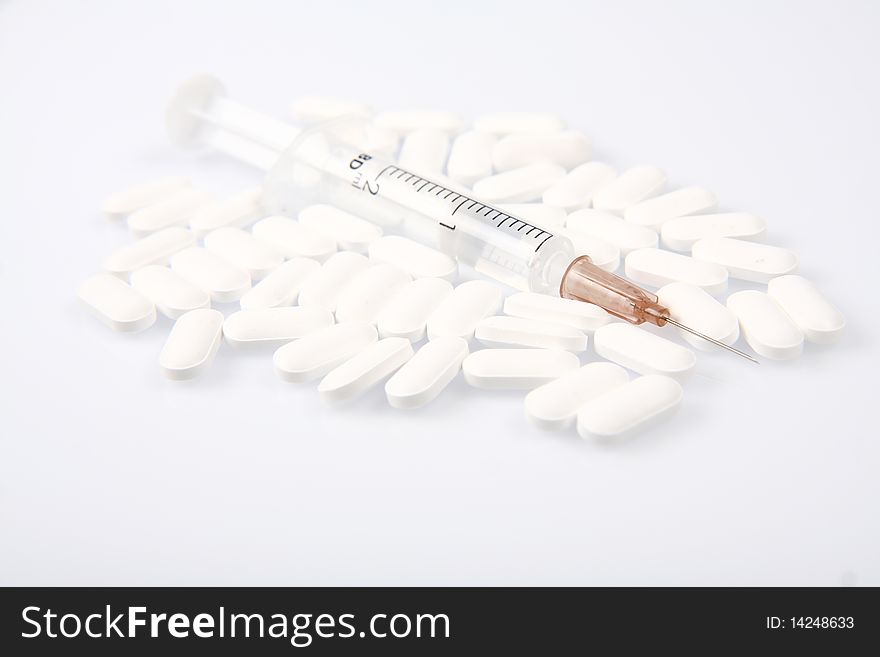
1;0;878;585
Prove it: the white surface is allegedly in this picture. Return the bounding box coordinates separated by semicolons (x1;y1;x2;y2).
1;0;879;586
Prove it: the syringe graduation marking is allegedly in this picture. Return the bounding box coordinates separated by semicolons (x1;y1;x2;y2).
371;164;555;250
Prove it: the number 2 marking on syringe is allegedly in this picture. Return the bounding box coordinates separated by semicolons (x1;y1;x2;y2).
349;154;555;251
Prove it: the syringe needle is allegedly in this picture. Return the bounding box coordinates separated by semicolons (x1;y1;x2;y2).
663;316;760;364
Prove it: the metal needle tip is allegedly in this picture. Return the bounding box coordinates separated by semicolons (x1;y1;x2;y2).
663;316;759;364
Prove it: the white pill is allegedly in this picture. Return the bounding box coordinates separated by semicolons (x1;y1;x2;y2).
318;337;414;403
252;216;337;262
624;186;717;232
474;112;565;135
189;188;264;237
170;247;251;303
447;131;496;186
525;362;630;430
499;203;567;229
593;323;696;378
566;208;658;255
692;237;798;283
503;291;609;332
462;349;580;390
204;227;283;280
103;227;195;277
274;321;378;382
661;212;766;252
397;129;450;175
298;251;370;313
492;131;590;172
367;235;457;280
542;162;617;210
472;162;566;203
577;375;682;438
625;248;728;295
374;110;464;134
475;316;587;351
364;124;401;157
290;95;371;123
77;274;156;332
385;337;469;409
427;280;503;340
726;290;803;360
130;265;210;319
298;204;382;253
239;257;320;310
159;309;224;380
657;282;739;351
591;165;667;213
127;188;214;237
559;228;620;272
335;264;411;324
101;176;190;219
767;275;845;344
378;278;454;341
223;307;333;348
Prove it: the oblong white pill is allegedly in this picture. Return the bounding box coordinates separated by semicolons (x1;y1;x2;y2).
77;274;156;332
159;308;224;380
398;128;450;175
334;264;411;324
499;203;567;229
474;112;565;135
661;212;766;252
318;337;414;403
297;251;370;312
492;131;590;172
560;228;620;272
503;292;609;332
170;247;251;303
593;323;696;378
427;280;503;340
624;187;717;231
130;265;210;319
378;278;453;341
385;337;469;409
566;208;658;255
103;227;195;277
374;110;464;134
290;95;371;123
447;131;496;186
101;176;190;219
475;316;587;351
189;188;263;237
577;375;682;438
726;290;804;360
525;362;630;430
239;257;320;310
252;216;337;261
692;237;798;283
273;321;378;382
368;235;457;280
223;306;333;348
767;275;845;344
204;227;283;280
542;162;617;210
472;162;566;203
657;282;739;351
127;188;214;237
591;165;667;213
625;248;728;295
462;349;580;389
298;204;382;253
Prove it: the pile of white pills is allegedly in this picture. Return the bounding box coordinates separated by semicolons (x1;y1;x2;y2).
79;99;847;441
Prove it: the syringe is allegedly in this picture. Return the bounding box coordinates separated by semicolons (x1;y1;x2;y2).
167;75;757;362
